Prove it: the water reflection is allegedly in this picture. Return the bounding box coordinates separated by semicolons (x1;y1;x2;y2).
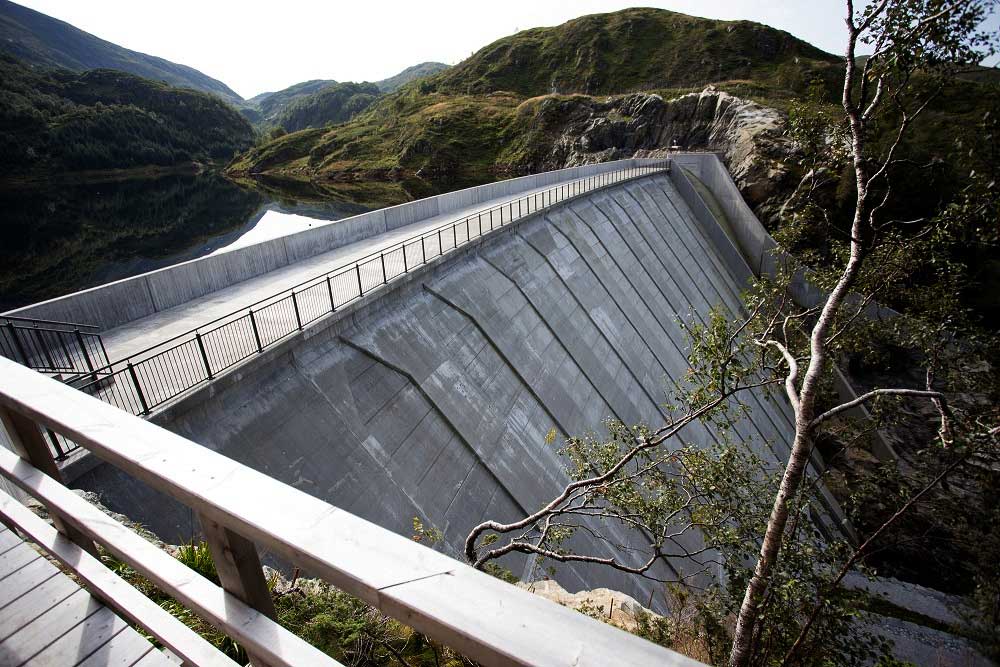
0;172;396;311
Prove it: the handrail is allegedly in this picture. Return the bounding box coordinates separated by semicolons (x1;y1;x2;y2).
1;316;110;378
0;357;705;667
0;313;100;329
60;162;670;437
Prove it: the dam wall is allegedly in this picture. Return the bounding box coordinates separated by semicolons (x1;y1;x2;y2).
7;159;666;331
71;172;841;606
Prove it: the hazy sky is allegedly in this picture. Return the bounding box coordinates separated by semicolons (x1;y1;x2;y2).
14;1;1000;99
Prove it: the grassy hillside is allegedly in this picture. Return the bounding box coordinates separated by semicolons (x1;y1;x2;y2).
376;62;450;92
272;81;381;132
0;54;254;176
435;7;839;96
229;8;848;182
0;0;242;103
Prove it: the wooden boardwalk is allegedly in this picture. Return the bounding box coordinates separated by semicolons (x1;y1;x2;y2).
0;526;172;667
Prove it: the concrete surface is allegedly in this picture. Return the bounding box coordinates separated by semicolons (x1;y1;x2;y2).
71;173;836;609
7;159;664;331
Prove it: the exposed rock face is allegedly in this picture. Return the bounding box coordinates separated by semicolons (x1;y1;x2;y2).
516;579;661;633
539;87;794;217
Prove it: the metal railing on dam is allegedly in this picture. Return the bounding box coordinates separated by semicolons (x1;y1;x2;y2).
56;162;668;451
0;356;704;667
0;314;109;377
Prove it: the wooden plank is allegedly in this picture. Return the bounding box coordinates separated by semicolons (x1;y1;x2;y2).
0;588;101;665
0;526;22;554
0;487;243;667
131;648;178;667
0;557;60;608
28;606;128;666
0;570;80;642
75;625;157;667
0;356;705;667
0;474;320;667
0;542;42;581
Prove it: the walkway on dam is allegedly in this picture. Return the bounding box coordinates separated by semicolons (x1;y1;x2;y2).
99;170;646;364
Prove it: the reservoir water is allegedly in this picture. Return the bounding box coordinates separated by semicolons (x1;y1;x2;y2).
0;172;398;312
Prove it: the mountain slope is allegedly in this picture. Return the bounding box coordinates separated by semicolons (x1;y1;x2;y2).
434;7;839;96
0;54;254;175
0;0;242;103
376;62;449;92
228;8;846;182
272;81;381;132
247;79;339;124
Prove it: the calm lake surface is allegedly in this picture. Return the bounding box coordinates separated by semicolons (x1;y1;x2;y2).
0;172;401;312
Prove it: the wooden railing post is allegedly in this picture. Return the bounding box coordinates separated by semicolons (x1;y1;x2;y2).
0;406;98;556
199;513;277;667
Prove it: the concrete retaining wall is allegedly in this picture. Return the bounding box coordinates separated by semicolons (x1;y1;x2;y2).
73;174;846;604
7;159;664;331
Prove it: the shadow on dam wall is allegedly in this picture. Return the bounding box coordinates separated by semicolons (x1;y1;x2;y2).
72;174;813;607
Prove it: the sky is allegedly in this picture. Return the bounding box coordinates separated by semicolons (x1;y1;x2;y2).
14;0;1000;100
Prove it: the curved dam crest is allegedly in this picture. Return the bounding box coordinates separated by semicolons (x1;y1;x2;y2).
65;166;840;609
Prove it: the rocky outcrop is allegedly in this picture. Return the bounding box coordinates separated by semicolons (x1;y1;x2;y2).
539;87;795;217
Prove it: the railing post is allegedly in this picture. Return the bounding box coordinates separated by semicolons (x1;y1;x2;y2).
199;514;277;667
75;329;96;375
402;243;409;272
7;322;29;366
46;428;66;460
453;224;457;247
127;361;150;415
249;310;263;353
0;406;98;555
326;275;336;312
421;236;426;263
380;253;387;284
195;332;213;380
356;265;364;297
34;326;57;371
291;292;303;330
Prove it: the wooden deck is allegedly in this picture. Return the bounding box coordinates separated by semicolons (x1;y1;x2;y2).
0;526;172;667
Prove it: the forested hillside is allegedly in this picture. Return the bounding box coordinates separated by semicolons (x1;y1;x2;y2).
0;54;255;175
272;82;381;132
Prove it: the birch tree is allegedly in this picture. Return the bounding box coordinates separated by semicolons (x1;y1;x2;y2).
466;1;998;665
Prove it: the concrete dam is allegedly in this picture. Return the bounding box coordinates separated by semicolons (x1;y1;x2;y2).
4;158;841;610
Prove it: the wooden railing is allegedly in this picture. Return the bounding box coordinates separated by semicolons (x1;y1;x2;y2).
0;356;705;667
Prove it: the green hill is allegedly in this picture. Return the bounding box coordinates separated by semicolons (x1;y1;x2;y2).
0;54;255;176
376;62;450;93
245;79;339;125
0;0;242;103
272;81;381;132
434;7;839;96
227;8;845;182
